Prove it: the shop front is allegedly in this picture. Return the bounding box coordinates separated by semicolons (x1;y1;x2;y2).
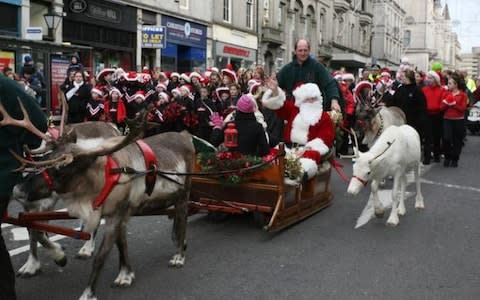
63;0;137;74
214;41;257;71
161;15;207;73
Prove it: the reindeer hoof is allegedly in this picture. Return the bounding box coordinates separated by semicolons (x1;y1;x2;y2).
415;202;425;210
79;288;97;300
374;211;385;218
55;256;67;267
386;216;399;227
113;269;135;287
168;254;185;268
17;256;41;278
397;207;406;216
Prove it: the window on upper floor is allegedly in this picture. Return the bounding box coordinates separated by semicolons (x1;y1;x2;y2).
179;0;189;10
223;0;231;22
403;30;411;48
246;0;253;29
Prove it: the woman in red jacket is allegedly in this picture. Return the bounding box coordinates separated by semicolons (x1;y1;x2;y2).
441;73;468;167
422;71;447;163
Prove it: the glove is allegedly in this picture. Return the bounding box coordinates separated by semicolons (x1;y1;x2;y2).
210;112;223;129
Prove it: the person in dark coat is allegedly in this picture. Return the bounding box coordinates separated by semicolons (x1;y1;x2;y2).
64;71;91;123
389;69;431;163
0;74;48;300
210;94;269;157
66;53;84;77
195;86;223;142
85;87;105;121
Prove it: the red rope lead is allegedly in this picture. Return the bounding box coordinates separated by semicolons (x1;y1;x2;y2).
329;158;350;184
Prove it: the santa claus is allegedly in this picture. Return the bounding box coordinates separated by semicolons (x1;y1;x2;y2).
262;81;335;179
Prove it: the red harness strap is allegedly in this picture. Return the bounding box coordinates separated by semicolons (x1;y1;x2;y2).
352;175;369;186
135;140;158;196
92;156;121;209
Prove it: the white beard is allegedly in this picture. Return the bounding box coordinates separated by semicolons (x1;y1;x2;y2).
299;101;322;125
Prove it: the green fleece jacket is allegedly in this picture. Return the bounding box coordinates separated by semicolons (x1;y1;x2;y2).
0;74;47;196
277;56;342;110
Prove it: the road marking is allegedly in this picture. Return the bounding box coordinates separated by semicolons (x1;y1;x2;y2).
421;179;480;193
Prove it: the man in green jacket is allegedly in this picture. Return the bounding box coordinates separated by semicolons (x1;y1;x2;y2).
0;74;48;300
276;39;343;112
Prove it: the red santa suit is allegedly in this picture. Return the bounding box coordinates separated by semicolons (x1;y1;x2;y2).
262;83;335;179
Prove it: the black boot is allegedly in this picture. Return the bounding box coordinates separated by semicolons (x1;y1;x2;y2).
443;159;450;167
451;160;458;168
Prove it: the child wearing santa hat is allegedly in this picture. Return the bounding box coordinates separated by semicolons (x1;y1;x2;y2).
86;87;105;121
104;88;126;132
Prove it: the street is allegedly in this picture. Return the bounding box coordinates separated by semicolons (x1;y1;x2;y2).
5;135;480;300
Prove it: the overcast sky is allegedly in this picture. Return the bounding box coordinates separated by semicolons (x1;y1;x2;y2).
445;0;480;53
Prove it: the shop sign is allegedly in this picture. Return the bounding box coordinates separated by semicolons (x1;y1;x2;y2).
85;2;120;23
69;0;87;13
142;26;166;49
161;15;206;49
25;27;43;40
215;41;256;61
50;55;71;111
0;51;15;73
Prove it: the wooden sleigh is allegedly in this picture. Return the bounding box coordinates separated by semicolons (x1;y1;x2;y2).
188;144;334;232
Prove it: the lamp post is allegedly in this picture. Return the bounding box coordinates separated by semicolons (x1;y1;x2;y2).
43;11;63;41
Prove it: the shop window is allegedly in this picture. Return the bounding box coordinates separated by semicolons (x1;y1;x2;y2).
246;0;253;29
223;0;231;23
0;3;18;36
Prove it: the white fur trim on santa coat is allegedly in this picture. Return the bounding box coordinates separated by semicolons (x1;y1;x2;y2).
261;87;286;110
300;157;318;179
290;110;322;145
305;138;329;155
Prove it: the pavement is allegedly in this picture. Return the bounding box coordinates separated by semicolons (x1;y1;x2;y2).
4;135;480;300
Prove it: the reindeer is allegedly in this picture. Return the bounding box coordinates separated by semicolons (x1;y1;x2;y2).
345;125;424;227
354;81;406;148
5;104;194;300
12;121;121;277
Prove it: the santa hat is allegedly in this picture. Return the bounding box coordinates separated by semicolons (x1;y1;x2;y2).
134;90;145;101
124;71;139;82
139;72;152;84
156;82;167;90
333;71;342;81
381;71;391;78
342;73;355;81
236;94;255;113
158;92;170;102
180;73;191;83
96;68;115;81
91;87;104;97
215;86;230;100
189;72;202;80
170;72;180;79
249;81;262;95
427;70;441;85
109;87;122;97
211;67;219;73
221;68;237;83
292;83;323;108
354;81;373;99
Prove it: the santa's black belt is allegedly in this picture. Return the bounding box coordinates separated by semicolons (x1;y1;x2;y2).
285;142;304;148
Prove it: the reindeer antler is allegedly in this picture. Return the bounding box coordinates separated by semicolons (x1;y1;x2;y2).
339;129;361;159
0;96;51;141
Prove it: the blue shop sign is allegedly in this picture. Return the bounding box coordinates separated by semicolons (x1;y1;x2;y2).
142;26;166;49
161;16;206;49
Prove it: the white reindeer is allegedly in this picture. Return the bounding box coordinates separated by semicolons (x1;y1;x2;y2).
346;125;424;226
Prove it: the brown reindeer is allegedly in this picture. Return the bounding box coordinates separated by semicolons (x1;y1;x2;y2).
13;121;121;277
8;108;195;300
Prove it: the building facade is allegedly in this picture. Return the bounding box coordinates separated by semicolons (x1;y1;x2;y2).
402;0;461;72
371;0;405;70
460;47;480;79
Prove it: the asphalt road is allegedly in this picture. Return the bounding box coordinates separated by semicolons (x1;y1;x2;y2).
5;135;480;300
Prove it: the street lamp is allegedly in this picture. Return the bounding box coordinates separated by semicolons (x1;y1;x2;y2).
43;11;63;40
